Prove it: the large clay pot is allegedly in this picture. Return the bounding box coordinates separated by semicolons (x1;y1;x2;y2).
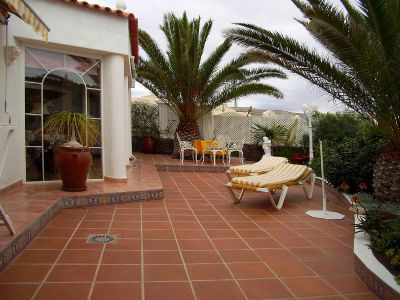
54;146;92;191
142;137;157;154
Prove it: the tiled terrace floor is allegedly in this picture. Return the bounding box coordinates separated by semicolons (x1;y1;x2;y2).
0;155;161;249
0;171;376;300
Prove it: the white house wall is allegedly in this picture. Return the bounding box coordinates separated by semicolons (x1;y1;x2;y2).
0;0;134;189
8;0;131;56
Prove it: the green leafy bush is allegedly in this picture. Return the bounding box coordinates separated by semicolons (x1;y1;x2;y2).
131;102;160;139
311;113;386;193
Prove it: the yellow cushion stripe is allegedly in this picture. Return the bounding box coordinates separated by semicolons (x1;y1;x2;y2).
229;156;288;175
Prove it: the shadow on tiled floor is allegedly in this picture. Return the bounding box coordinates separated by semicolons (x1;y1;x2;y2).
0;170;377;300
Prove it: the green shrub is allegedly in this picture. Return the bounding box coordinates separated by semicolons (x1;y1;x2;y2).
311;113;386;193
131;102;160;139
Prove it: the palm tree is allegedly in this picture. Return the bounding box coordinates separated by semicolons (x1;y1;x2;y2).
226;0;400;203
137;12;287;158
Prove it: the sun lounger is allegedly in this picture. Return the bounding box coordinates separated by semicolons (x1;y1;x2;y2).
226;163;315;210
227;155;288;178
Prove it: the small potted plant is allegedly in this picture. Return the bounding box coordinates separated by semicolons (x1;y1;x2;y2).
43;111;100;191
131;101;160;154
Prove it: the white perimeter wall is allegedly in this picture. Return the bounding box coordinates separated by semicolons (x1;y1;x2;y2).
0;0;133;189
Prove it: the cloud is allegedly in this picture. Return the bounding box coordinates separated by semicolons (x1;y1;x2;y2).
88;0;348;113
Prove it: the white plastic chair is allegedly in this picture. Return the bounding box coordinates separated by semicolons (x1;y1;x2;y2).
227;137;245;164
176;133;198;163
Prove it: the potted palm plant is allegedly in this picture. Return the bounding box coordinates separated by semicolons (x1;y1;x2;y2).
43;111;100;191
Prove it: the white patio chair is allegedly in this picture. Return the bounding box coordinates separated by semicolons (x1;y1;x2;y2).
226;137;245;164
176;133;198;163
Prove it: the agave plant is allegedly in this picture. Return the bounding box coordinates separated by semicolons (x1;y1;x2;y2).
43;111;100;148
226;0;400;202
137;12;287;157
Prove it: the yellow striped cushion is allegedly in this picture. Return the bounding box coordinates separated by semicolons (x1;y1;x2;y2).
231;164;311;189
229;155;288;175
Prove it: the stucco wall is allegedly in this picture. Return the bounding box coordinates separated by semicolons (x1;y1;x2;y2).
0;0;133;189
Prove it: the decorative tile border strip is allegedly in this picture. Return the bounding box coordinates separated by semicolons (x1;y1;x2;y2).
0;188;163;272
354;255;400;300
156;163;229;173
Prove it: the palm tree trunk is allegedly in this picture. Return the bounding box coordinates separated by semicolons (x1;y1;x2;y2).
172;121;201;159
373;150;400;203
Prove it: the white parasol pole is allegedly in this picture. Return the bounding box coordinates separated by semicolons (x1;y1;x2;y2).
306;140;345;220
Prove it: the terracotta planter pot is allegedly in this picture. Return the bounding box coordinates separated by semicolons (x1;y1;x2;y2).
54;146;92;191
142;137;157;154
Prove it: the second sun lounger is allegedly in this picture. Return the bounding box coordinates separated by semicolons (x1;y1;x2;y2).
226;163;315;210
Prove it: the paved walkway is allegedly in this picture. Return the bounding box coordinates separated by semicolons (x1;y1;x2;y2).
0;171;376;299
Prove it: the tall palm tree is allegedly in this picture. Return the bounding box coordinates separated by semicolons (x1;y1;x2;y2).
137;12;287;158
226;0;400;203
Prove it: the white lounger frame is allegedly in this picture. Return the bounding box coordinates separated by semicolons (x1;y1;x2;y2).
226;172;316;210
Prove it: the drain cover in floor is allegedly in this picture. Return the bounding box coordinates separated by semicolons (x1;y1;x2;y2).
87;234;117;244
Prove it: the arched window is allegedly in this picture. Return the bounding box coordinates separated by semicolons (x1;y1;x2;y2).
25;48;102;182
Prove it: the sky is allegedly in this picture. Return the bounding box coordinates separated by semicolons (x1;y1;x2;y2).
87;0;348;113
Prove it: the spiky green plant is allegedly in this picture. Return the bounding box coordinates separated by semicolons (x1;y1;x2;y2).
226;0;400;202
43;111;100;147
137;12;287;157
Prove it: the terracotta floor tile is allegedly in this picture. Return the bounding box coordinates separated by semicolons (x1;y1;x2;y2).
58;250;101;264
229;222;260;230
143;229;175;239
219;250;261;263
111;221;141;229
0;283;38;300
46;219;81;229
145;282;194;300
143;239;178;250
101;250;141;264
305;259;354;275
38;228;75;238
79;220;111;229
228;262;274;279
27;237;69;249
97;265;141;281
14;249;60;264
212;239;249;250
109;229;141;239
345;293;379;300
267;260;315;277
178;239;214;250
187;263;232;280
323;274;370;294
142;221;172;230
172;221;202;229
244;238;282;249
84;213;113;221
66;238;104;250
181;250;222;264
200;221;231;230
255;248;298;263
47;265;96;282
175;229;208;239
104;239;141;251
321;246;354;259
144;264;187;281
239;278;292;299
236;229;269;238
35;283;91;300
206;229;239;239
91;282;141;300
0;264;50;283
289;247;330;261
112;214;141;222
142;214;170;222
192;280;245;300
143;251;182;264
72;228;107;238
283;277;338;297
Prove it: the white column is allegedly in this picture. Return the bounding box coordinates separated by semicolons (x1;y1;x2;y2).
103;54;127;179
125;76;132;165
